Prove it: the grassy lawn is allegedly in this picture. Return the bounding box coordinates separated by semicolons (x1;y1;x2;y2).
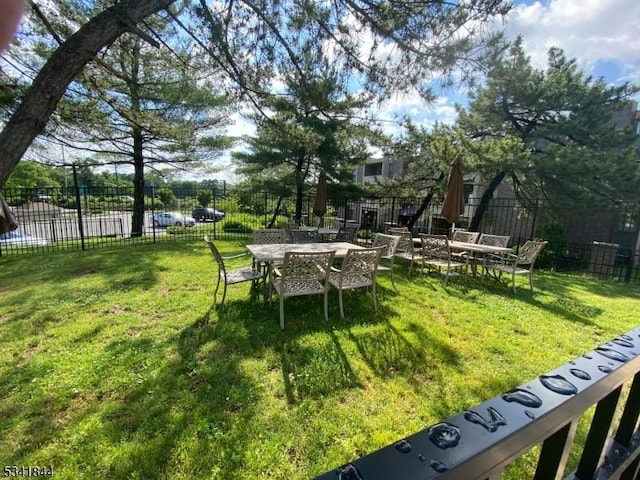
1;238;639;479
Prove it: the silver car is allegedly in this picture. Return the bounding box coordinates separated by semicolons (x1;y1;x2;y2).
152;212;196;227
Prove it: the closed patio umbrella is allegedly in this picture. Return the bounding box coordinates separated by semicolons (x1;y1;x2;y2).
0;194;18;234
441;157;465;225
313;170;327;227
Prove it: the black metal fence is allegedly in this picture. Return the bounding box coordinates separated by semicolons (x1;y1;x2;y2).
2;186;639;282
314;327;640;480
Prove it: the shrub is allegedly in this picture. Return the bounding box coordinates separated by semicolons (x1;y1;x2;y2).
536;222;567;269
221;220;252;233
166;225;190;235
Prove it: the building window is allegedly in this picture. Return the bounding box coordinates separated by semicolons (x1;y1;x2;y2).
364;162;383;176
464;183;474;203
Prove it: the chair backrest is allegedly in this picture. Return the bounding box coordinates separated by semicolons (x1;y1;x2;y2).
452;229;480;243
289;228;320;243
388;229;414;254
335;224;359;242
419;233;451;260
279;250;335;289
478;234;511;248
336;247;384;284
372;233;401;259
204;235;226;275
334;227;353;242
516;240;548;266
252;228;289;244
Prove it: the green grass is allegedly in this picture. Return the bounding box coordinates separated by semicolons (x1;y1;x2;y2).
1;239;639;479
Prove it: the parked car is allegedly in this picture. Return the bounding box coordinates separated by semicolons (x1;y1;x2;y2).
192;207;225;222
0;229;48;247
152;212;196;227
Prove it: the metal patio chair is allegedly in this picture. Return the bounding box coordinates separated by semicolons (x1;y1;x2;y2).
488;240;548;293
389;227;419;275
450;229;481;262
328;246;384;319
271;250;335;329
476;233;511;275
252;228;289;244
334;224;359;242
204;235;261;306
289;228;320;243
251;228;290;288
371;233;401;289
451;229;480;243
417;233;468;286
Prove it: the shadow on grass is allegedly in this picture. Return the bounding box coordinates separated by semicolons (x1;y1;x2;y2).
428;270;608;327
181;279;453;408
0;244;171;338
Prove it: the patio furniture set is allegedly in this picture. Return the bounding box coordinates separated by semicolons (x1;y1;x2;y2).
205;226;547;328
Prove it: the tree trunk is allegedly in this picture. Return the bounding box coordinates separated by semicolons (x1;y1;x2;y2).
0;0;176;186
131;127;145;236
295;182;304;226
129;40;145;237
468;171;507;232
268;196;284;228
294;157;306;225
407;172;445;229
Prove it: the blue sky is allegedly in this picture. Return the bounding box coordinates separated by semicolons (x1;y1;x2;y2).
508;0;639;83
220;0;640;182
370;0;640;134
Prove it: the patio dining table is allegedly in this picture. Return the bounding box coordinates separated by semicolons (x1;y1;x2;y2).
297;226;340;236
413;238;512;277
296;226;340;241
246;241;364;300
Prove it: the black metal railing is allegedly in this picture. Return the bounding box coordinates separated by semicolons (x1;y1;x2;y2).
314;327;640;480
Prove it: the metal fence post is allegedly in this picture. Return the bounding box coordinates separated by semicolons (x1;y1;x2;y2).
213;191;217;239
72;165;86;251
151;185;156;243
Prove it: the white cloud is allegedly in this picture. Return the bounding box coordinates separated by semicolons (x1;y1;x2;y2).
504;0;640;74
227;111;256;138
370;92;459;139
364;0;640;139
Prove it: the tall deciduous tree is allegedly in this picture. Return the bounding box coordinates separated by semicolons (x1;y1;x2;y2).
3;161;62;190
456;38;640;230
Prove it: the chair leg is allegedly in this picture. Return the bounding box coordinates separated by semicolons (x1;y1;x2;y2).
529;269;534;291
280;296;285;329
220;283;228;306
324;290;329;321
338;289;345;319
372;282;378;313
512;271;517;293
389;260;396;290
214;272;221;303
